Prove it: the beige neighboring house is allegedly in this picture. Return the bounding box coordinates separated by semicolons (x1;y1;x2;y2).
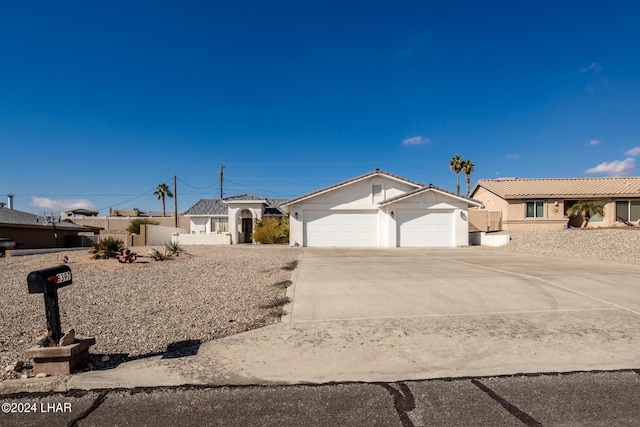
470;177;640;230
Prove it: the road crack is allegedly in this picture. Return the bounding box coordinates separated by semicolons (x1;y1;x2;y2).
380;382;416;427
471;379;541;426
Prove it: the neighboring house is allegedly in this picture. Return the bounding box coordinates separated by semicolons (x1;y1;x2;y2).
68;208;190;231
0;206;101;249
182;195;287;244
280;169;482;247
470;177;640;230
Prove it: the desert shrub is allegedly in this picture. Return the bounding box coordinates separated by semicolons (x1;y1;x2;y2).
126;218;160;234
253;216;289;244
148;248;170;261
89;237;125;259
164;241;187;256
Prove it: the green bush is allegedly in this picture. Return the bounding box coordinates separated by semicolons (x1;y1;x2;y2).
126;218;160;234
89;237;125;259
253;216;289;244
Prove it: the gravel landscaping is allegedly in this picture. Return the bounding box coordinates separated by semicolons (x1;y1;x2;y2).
479;228;640;265
0;245;301;381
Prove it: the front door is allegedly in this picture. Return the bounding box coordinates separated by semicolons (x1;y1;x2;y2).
242;218;253;243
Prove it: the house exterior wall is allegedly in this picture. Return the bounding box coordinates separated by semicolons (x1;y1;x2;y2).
475;192;633;230
287;176;419;247
0;224;96;249
226;202;265;244
384;191;471;246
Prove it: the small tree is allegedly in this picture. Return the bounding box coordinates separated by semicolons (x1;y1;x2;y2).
566;200;605;228
449;155;464;195
126;218;160;234
253;216;289;244
154;183;173;217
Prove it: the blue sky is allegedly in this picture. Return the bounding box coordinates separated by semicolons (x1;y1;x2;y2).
1;1;640;215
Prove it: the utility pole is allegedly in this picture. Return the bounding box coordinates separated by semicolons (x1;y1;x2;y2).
173;175;178;228
219;164;225;199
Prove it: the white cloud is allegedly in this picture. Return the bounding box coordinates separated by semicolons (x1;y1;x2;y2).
588;139;600;146
585;158;635;176
402;136;430;146
581;62;602;73
625;146;640;156
31;197;96;212
505;153;520;159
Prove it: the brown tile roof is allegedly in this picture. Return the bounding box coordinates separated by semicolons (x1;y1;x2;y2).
474;177;640;199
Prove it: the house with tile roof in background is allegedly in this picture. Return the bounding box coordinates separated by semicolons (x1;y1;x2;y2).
470;177;640;230
179;195;287;245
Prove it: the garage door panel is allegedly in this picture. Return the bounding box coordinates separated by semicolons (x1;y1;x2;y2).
398;210;453;247
305;210;378;247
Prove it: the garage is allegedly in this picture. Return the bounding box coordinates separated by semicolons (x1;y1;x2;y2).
304;210;378;247
397;210;454;247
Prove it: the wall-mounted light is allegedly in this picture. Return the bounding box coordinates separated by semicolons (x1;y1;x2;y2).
294;212;298;219
390;211;394;216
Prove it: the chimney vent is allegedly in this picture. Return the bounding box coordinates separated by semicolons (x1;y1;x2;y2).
7;194;14;210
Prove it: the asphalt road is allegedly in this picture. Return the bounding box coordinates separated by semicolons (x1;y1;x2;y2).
3;370;640;426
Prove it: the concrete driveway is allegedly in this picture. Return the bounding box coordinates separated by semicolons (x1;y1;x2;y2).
39;247;640;390
289;248;640;322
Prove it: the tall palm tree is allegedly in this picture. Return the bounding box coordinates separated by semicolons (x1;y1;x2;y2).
566;200;604;228
449;155;464;195
154;183;173;217
461;160;475;196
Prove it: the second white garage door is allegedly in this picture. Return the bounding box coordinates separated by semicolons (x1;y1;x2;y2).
397;210;454;247
304;210;378;247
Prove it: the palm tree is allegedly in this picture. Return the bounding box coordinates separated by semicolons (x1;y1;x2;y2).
461;160;475;196
154;183;173;217
566;200;604;228
449;155;464;195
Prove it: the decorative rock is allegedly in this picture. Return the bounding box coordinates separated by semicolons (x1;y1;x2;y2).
100;355;110;363
35;334;50;347
4;365;14;372
59;329;75;347
35;372;48;378
20;374;29;379
4;361;23;372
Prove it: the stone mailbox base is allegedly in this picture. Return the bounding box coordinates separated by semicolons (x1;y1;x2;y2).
25;338;96;376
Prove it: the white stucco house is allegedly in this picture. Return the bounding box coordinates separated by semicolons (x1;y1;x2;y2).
180;195;287;245
280;169;483;247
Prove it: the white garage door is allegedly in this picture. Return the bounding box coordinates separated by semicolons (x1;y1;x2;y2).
304;210;378;247
397;210;454;247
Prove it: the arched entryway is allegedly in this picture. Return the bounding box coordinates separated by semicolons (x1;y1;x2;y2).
238;209;254;243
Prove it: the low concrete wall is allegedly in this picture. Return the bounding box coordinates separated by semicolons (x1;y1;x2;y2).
469;232;510;247
171;233;231;245
144;224;189;246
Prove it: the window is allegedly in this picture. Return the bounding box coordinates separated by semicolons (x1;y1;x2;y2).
210;218;229;232
525;201;544;218
616;200;640;222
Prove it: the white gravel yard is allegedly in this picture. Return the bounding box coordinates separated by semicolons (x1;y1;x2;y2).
481;228;640;265
0;245;301;381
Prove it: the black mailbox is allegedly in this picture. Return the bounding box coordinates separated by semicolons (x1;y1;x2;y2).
27;265;73;345
27;265;72;294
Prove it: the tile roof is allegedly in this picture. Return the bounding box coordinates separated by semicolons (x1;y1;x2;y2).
281;169;425;206
0;208;95;230
379;184;483;206
0;208;40;225
183;199;228;216
474;177;640;199
183;197;288;216
224;194;267;202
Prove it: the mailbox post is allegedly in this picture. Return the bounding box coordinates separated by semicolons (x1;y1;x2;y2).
26;265;95;376
27;265;73;345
